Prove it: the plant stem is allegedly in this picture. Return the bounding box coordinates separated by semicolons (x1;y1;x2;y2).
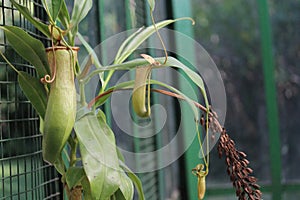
100;70;114;93
70;135;78;167
79;83;86;107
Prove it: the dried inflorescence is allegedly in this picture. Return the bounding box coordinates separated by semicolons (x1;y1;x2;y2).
217;129;262;200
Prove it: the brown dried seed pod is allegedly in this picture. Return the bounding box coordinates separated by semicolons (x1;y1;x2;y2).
235;162;242;170
255;190;262;197
248;176;258;183
246;167;253;174
238;151;247;158
252;183;261;189
241;160;248;167
200;116;205;126
236;180;242;188
242;169;249;176
236;172;243;179
232;164;236;172
249;195;256;200
226;157;231;166
242;158;250;165
244;186;252;194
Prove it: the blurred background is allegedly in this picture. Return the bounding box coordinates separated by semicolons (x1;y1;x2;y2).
0;0;299;199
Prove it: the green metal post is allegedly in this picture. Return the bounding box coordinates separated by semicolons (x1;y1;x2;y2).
171;1;202;199
257;0;282;199
98;0;112;126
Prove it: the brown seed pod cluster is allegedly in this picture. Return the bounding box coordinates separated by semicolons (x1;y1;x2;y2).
218;129;262;200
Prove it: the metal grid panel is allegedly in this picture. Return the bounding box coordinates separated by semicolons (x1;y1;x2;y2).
0;0;60;199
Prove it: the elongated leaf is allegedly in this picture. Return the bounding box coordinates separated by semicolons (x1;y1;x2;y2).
0;26;50;78
117;170;134;200
71;0;93;24
120;161;145;200
70;0;92;43
116;18;193;63
77;33;102;68
18;71;47;118
53;156;65;175
167;58;209;110
77;32;103;84
58;0;70;29
75;112;120;200
66;167;85;188
10;0;50;38
96;110;134;200
96;110;114;142
41;0;63;22
114;27;143;64
147;0;155;12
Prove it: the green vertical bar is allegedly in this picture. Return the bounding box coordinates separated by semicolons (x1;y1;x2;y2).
98;0;112;125
257;0;282;199
98;0;105;41
125;0;133;29
171;1;201;200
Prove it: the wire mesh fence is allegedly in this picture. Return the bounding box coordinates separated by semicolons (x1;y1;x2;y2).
0;0;61;199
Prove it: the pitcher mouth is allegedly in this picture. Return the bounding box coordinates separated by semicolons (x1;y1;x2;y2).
46;46;80;52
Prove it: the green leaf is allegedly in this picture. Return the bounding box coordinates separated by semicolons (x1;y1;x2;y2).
66;167;85;188
18;71;47;118
165;57;209;109
115;18;193;63
96;109;134;200
120;161;145;200
81;176;93;200
147;0;155;12
77;33;102;68
9;0;50;38
74;112;120;200
53;156;66;175
70;0;93;44
117;170;134;200
114;27;143;64
0;26;50;78
58;0;70;29
41;0;63;22
113;189;126;200
77;32;103;84
96;110;116;144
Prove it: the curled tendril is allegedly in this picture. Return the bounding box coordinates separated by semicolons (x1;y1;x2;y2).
41;25;58;84
41;72;56;84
